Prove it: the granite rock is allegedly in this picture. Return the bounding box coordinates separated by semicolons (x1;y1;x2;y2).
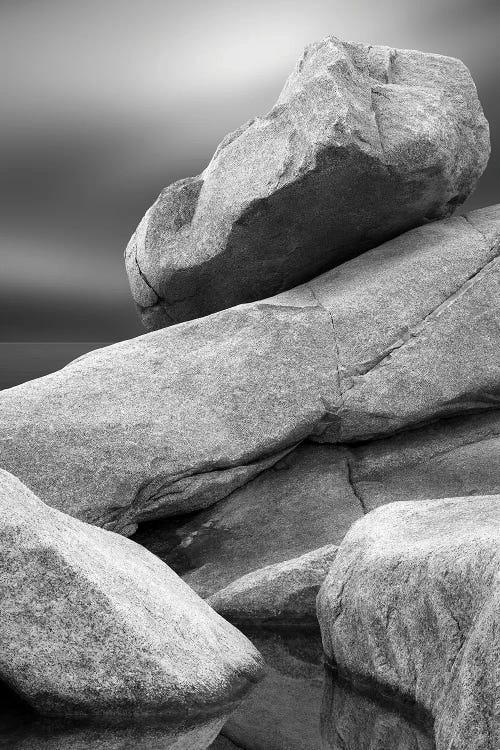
1;207;499;533
136;410;500;598
317;495;500;750
126;36;489;329
0;470;264;720
207;544;338;627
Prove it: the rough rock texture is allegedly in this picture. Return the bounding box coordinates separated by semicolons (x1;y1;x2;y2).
1;207;499;533
125;36;489;329
135;409;500;598
0;470;264;720
317;496;500;750
321;676;435;750
134;442;362;597
208;544;338;627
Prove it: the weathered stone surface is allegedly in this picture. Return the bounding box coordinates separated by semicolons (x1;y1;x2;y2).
208;544;338;627
0;470;264;720
317;496;500;750
1;207;499;533
126;36;489;329
134;442;362;598
136;410;500;598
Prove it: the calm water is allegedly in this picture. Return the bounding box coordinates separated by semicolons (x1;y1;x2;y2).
0;627;435;749
0;343;108;390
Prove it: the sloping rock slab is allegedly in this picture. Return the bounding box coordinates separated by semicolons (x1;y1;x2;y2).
208;544;338;627
135;410;500;598
1;207;499;533
317;495;500;750
0;470;263;720
126;36;489;329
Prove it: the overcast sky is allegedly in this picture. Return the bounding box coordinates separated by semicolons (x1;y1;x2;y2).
1;0;498;341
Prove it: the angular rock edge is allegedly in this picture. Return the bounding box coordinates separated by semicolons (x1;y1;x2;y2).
126;35;489;329
0;469;264;720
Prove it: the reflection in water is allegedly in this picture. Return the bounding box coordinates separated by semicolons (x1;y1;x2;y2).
0;682;226;750
218;626;435;750
321;671;436;750
0;628;436;749
222;627;325;750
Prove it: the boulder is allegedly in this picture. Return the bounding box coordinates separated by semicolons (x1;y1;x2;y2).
125;36;489;329
1;207;499;533
0;470;264;720
317;495;500;750
207;544;338;627
136;410;500;598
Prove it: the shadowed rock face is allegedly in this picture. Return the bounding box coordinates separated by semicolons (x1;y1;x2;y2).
321;675;435;750
317;495;500;750
0;470;264;721
125;36;489;329
1;207;499;534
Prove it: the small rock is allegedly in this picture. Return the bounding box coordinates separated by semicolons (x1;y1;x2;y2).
126;37;489;329
317;495;500;750
0;470;264;720
207;545;338;627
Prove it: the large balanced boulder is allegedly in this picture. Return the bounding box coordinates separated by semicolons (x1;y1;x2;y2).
1;207;499;533
125;36;489;329
317;495;500;750
0;470;264;720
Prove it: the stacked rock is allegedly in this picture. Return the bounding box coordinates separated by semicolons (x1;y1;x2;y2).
0;35;498;750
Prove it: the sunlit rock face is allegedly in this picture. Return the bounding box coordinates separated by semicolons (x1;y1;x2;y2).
1;206;499;537
317;495;500;750
125;36;490;329
0;470;264;722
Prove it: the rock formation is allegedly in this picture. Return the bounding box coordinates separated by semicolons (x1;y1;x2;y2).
317;495;500;750
0;470;263;720
1;206;499;536
125;37;489;329
207;544;338;627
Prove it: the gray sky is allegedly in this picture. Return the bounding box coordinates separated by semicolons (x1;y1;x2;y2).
1;0;498;341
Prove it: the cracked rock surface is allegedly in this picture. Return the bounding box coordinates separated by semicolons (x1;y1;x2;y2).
317;495;500;750
1;207;499;534
0;470;264;720
125;36;489;329
136;409;500;617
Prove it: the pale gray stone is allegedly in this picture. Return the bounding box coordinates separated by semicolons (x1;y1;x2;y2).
1;207;499;533
126;37;489;329
317;495;500;750
0;470;264;720
136;410;500;602
207;544;338;627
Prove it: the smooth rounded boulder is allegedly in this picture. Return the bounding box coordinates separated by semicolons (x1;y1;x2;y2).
317;495;500;750
126;36;489;329
0;470;264;720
